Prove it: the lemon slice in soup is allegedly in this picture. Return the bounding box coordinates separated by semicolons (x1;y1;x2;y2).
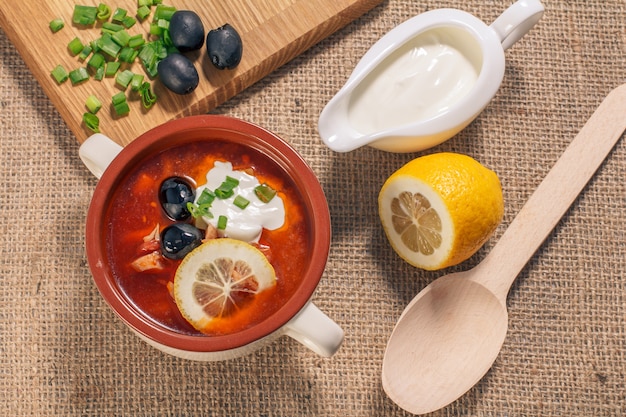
174;238;276;333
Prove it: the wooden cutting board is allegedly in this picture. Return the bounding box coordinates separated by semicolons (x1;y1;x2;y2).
0;0;382;145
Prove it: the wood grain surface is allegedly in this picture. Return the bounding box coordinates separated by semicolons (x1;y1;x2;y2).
0;0;382;145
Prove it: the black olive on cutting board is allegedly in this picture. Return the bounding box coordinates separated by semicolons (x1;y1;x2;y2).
206;24;243;70
157;53;199;95
169;10;205;52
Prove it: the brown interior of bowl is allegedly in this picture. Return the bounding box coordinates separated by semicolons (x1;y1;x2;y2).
85;115;331;352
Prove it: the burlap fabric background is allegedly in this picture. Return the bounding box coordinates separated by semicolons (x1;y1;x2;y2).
1;0;625;415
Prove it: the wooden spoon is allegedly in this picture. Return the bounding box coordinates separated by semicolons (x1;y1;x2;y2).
382;84;626;415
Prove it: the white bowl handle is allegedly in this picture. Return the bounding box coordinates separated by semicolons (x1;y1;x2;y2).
78;133;123;179
490;0;544;51
283;302;344;357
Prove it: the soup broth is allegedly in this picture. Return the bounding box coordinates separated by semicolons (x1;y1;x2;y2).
104;140;310;336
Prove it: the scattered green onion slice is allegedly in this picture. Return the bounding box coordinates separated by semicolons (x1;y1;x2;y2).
87;52;105;70
72;5;98;26
115;69;134;89
136;5;151;21
122;16;137;28
96;3;111;20
197;189;216;205
139;82;157;109
85;95;102;114
83;112;100;133
69;67;89;85
51;65;69;84
78;45;93;61
217;215;228;230
112;7;127;23
68;37;84;56
128;34;145;49
111;92;130;116
254;184;277;203
105;61;121;77
233;195;250;210
94;65;105;81
49;19;64;33
130;74;145;91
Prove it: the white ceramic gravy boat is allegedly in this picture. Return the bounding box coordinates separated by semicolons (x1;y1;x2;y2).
318;0;544;153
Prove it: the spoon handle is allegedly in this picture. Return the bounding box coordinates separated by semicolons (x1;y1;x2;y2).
476;84;626;301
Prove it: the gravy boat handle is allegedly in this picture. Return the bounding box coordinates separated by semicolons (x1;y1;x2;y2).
490;0;544;50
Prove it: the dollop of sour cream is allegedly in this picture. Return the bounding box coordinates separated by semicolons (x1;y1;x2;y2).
194;161;285;243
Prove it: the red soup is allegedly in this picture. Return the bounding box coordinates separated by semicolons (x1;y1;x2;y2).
104;140;309;336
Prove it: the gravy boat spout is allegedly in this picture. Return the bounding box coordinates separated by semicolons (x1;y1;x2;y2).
318;0;544;153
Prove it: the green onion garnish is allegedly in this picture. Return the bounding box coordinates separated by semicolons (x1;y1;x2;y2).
50;65;69;84
217;215;228;230
215;176;240;199
254;184;277;203
49;19;64;33
233;195;250;210
83;112;100;133
94;66;105;81
128;34;145;49
197;189;216;205
123;16;137;29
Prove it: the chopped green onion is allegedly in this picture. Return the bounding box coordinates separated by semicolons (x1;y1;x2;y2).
139;82;157;109
111;8;127;23
94;65;105;81
83;112;100;133
136;5;151;20
154;4;176;20
72;5;98;25
123;16;137;28
87;52;105;70
105;61;121;77
118;47;138;63
85;95;102;113
215;176;239;199
68;37;84;56
254;184;277;203
130;74;144;91
49;19;64;33
100;33;122;58
102;22;125;34
233;195;250;210
115;69;134;89
111;92;130;116
137;0;151;7
50;65;69;84
78;45;93;61
96;3;111;20
217;215;228;230
69;67;89;85
128;34;145;49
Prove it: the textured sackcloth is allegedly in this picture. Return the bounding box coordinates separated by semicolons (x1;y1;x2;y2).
1;0;625;416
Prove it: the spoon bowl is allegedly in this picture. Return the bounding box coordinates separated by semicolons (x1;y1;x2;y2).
382;84;626;414
383;274;508;414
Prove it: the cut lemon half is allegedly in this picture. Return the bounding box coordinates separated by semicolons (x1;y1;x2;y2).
174;238;276;333
378;152;504;271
